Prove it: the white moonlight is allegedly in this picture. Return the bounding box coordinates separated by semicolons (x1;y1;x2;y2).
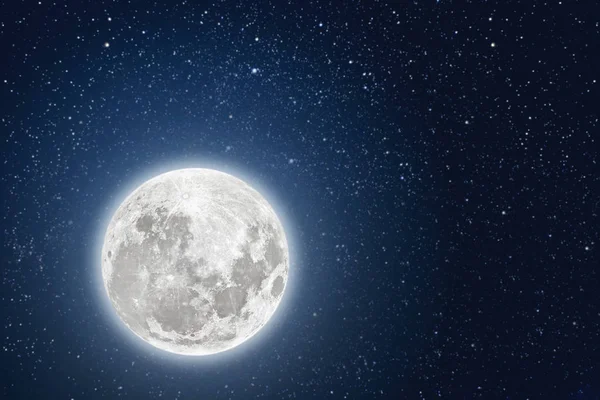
101;168;289;355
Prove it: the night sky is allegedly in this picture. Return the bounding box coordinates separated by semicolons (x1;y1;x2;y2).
2;1;599;399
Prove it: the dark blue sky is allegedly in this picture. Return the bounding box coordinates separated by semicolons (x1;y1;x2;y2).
1;1;598;399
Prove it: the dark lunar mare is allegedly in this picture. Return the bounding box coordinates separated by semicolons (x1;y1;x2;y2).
107;206;286;345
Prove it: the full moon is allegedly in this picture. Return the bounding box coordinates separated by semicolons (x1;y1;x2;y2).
101;168;289;355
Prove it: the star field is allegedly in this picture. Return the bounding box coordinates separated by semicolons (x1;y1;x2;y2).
1;1;598;399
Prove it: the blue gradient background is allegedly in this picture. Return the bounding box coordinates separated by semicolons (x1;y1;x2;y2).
1;1;598;399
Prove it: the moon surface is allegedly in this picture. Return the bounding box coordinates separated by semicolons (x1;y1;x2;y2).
101;168;289;355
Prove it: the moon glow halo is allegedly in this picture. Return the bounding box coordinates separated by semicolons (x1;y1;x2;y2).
100;168;290;356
